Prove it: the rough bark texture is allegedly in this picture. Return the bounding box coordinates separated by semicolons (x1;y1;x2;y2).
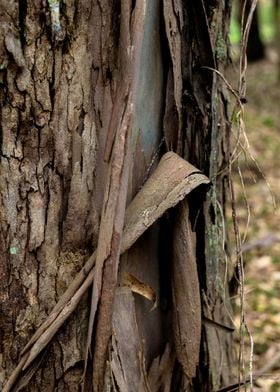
1;1;235;391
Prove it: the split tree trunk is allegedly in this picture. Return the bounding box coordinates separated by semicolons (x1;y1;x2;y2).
1;1;235;391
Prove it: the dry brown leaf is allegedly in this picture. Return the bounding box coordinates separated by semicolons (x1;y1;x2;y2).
122;272;157;308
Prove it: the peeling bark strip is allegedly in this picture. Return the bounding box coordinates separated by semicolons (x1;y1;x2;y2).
4;152;209;391
147;344;175;391
163;0;183;154
85;98;132;391
110;288;149;392
84;2;147;391
172;201;201;379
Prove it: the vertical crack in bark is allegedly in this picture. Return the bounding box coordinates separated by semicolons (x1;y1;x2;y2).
18;0;27;47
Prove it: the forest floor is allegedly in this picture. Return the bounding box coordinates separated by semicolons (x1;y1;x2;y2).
229;49;280;391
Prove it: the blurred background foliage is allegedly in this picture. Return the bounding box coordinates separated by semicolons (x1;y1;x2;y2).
228;0;280;390
230;0;275;45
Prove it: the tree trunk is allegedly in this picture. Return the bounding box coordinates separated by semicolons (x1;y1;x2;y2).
1;1;235;391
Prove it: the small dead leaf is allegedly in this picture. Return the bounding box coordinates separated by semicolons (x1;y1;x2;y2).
122;272;157;309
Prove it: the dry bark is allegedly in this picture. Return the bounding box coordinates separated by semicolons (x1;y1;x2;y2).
1;1;235;391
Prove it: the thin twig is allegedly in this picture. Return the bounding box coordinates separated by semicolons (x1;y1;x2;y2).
237;166;251;246
23;268;95;370
228;173;246;386
21;252;96;356
2;355;29;392
216;349;280;392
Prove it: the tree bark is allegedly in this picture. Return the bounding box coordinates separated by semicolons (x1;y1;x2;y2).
0;1;235;391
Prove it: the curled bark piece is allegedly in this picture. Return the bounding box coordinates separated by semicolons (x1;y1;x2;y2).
122;151;209;253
